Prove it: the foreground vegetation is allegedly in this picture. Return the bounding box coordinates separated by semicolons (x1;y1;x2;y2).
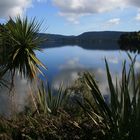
0;17;140;140
0;57;140;140
119;31;140;53
0;17;47;88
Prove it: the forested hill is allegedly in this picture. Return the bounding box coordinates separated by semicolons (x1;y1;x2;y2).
39;31;125;44
77;31;124;41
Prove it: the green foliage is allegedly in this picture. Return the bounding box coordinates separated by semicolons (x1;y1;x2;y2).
0;24;8;87
119;31;140;45
119;31;140;53
77;56;140;140
0;17;47;83
0;56;140;139
29;82;68;115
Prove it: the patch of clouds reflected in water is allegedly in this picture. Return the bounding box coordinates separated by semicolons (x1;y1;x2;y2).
1;46;140;116
52;56;120;96
53;54;140;99
0;73;32;116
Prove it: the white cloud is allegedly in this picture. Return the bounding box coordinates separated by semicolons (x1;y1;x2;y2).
0;73;32;116
0;0;49;19
135;11;140;21
107;56;119;64
52;66;118;95
52;0;140;23
105;18;120;27
59;57;84;70
59;12;81;24
53;0;125;14
52;0;125;23
0;0;32;18
134;61;140;69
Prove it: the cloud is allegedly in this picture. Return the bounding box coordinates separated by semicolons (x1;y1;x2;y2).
104;18;120;27
52;0;125;23
0;73;31;116
52;70;79;90
54;56;118;95
135;11;140;21
0;0;49;19
52;65;118;95
128;0;140;7
58;12;81;24
53;0;124;14
134;61;140;69
52;0;140;23
107;56;119;64
59;57;84;70
0;0;32;18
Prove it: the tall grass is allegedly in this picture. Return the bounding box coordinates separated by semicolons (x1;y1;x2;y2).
28;82;68;115
77;56;140;140
0;55;140;139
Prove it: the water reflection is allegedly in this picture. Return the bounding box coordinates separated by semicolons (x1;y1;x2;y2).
41;42;119;50
37;44;140;95
0;74;30;116
1;43;140;115
120;44;140;53
51;58;119;96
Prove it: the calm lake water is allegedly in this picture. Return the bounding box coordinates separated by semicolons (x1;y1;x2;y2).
1;42;140;115
36;42;140;95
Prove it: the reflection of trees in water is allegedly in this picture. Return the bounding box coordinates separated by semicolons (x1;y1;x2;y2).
119;31;140;53
119;44;140;53
42;41;120;50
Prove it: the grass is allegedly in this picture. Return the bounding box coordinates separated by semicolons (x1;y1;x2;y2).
31;82;68;115
77;56;140;140
0;56;140;139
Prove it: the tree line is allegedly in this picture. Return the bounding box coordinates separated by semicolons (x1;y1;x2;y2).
118;31;140;53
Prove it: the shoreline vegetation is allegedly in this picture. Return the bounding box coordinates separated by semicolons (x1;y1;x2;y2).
119;31;140;53
0;17;140;140
39;31;140;53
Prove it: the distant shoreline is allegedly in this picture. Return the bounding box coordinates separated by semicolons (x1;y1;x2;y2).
39;31;124;44
39;31;140;53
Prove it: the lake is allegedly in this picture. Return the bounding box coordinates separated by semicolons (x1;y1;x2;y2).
36;42;140;95
0;42;140;115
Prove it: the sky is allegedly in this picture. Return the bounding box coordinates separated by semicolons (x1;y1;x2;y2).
0;0;140;35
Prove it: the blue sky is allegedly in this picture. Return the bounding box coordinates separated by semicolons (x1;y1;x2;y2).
0;0;140;35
